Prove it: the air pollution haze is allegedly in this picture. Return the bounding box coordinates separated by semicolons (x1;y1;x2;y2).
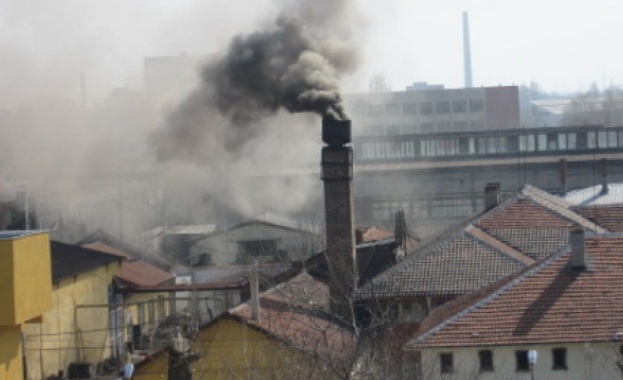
0;0;363;245
151;0;361;164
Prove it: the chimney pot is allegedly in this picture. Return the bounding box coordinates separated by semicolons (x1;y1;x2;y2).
484;183;501;211
249;262;260;322
570;225;587;269
322;118;351;147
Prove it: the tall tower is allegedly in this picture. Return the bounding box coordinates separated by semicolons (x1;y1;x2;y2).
463;11;474;88
321;117;357;322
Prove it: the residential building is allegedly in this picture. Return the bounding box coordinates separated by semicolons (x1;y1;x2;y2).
82;240;176;351
356;184;605;325
133;273;357;380
22;241;121;379
406;231;623;380
0;231;52;380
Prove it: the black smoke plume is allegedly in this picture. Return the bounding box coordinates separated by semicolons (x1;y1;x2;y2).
152;0;359;164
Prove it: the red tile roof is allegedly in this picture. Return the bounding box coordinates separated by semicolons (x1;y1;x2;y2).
84;242;173;288
407;234;623;349
230;273;357;372
83;242;131;259
118;260;174;288
572;205;623;232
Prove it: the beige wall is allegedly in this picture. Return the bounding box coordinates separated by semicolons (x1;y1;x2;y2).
419;343;623;380
22;262;120;380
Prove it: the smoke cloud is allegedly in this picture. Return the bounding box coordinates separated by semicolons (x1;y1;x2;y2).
152;0;360;164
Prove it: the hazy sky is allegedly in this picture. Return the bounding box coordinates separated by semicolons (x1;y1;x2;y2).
1;0;622;107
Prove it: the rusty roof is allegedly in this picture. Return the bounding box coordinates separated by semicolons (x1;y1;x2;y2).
407;234;623;349
229;272;357;370
84;241;174;288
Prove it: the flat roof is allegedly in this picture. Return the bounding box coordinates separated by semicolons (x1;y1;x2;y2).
0;230;44;240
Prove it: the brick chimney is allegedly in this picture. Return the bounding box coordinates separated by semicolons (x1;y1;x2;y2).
569;224;587;270
484;183;501;211
321;117;357;321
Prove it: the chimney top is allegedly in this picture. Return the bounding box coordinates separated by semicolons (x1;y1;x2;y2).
569;225;588;270
322;118;351;147
484;183;501;211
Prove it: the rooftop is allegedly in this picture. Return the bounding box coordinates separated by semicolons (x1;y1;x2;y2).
407;233;623;349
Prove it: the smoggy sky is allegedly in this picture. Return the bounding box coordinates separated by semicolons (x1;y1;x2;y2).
1;0;621;107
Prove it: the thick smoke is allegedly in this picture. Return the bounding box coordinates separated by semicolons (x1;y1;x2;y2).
152;0;360;164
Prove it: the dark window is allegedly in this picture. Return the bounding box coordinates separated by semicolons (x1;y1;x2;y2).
236;239;280;263
479;350;494;372
452;100;467;113
420;102;434;115
552;347;567;370
402;102;418;115
385;103;400;115
440;353;453;373
515;350;529;372
469;99;484;112
435;101;451;114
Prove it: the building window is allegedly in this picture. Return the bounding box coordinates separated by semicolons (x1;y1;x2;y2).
552;347;567;370
236;239;281;263
452;100;467;113
420;102;434;115
440;353;454;373
402;102;418;115
515;350;530;372
385;103;400;115
479;349;494;372
469;99;484;112
435;101;451;114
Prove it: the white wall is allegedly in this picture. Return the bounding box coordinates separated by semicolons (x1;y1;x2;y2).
419;342;623;380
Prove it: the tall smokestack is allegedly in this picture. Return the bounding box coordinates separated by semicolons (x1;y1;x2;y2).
321;117;357;321
463;11;474;88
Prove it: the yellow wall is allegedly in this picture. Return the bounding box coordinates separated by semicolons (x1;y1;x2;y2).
0;232;52;326
0;326;23;380
22;261;120;380
134;317;344;380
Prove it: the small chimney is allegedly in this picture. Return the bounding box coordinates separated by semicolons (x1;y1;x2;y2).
394;210;406;247
599;158;609;195
484;183;501;211
321;117;357;321
250;262;260;322
569;225;587;270
559;159;568;194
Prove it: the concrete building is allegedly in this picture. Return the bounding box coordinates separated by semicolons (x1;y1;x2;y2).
344;85;520;136
406;232;623;380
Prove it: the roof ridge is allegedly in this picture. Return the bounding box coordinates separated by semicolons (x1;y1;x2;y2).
466;225;535;266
